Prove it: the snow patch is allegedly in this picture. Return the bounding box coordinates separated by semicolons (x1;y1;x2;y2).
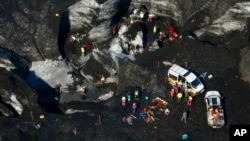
130;31;143;47
108;37;136;60
118;25;129;36
88;22;110;42
6;94;23;115
65;109;89;114
27;59;74;90
97;0;118;21
0;56;16;71
68;0;100;30
195;2;250;36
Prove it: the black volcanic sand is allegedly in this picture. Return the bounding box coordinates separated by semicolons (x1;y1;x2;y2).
1;1;250;141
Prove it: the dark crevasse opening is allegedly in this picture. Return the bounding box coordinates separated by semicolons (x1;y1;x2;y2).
110;0;131;27
27;71;63;114
57;10;70;60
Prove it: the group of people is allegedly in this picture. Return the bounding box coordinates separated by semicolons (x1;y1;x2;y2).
208;107;222;123
69;33;91;57
169;83;194;106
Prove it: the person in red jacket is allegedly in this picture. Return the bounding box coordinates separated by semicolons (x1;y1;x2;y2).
169;26;178;37
169;88;175;99
112;25;118;36
187;96;193;106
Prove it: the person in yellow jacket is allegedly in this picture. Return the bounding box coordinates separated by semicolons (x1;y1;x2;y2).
153;25;159;33
134;89;139;99
81;47;85;56
139;11;144;19
101;75;106;85
153;25;157;33
177;92;183;102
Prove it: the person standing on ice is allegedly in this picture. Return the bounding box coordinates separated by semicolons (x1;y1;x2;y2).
100;75;106;85
81;46;85;56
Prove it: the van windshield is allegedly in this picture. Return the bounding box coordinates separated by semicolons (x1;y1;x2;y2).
191;79;200;88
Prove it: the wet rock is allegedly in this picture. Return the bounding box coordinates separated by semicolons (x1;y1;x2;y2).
239;47;250;83
0;46;31;79
0;69;42;118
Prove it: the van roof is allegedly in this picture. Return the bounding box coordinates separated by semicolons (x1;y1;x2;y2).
169;64;197;82
170;64;189;76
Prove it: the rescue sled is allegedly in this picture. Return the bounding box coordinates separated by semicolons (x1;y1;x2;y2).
155;97;168;107
205;91;225;128
93;91;114;103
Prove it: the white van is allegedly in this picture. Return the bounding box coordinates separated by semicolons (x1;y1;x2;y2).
167;64;205;96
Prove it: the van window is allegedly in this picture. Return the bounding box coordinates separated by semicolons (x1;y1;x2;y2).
191;79;201;88
169;74;177;81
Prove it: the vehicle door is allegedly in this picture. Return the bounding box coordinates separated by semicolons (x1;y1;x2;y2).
177;76;185;86
168;73;178;85
185;82;196;96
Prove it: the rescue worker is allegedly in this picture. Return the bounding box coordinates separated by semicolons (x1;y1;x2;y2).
83;42;90;49
169;88;175;99
132;103;137;113
139;11;144;19
122;96;126;106
147;14;154;22
81;43;90;56
122;116;127;122
153;25;159;33
164;108;170;116
168;26;178;37
177;92;183;102
126;116;133;125
209;108;218;115
70;35;80;43
80;87;87;98
115;79;119;86
174;82;179;93
181;111;187;124
159;32;164;41
112;25;118;36
126;90;132;102
100;75;105;85
54;83;61;93
134;89;139;99
187;96;193;106
81;47;85;56
146;112;152;123
139;107;149;119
